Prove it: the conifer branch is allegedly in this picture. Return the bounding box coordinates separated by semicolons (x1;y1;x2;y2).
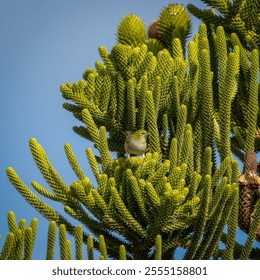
75;225;83;260
31;181;58;201
24;228;34;260
119;245;127;260
85;148;101;182
222;187;239;259
4;3;259;260
169;138;178;169
46;221;56;260
111;186;147;238
66;240;72;260
87;236;94;260
64;143;86;180
146;90;161;153
244;49;259;152
176;105;187;165
184;175;211;259
155;235;162;260
240;199;260;259
82;109;100;148
196;183;232;259
59;224;67;260
99;126;114;173
99;235;108;260
0;232;15;260
8;211;17;233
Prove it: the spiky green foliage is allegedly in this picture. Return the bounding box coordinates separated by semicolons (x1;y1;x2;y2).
61;22;248;165
240;199;260;259
187;0;260;50
3;3;260;259
188;0;260;157
1;211;259;260
4;119;258;258
0;213;130;260
0;212;37;260
157;3;192;55
117;14;147;47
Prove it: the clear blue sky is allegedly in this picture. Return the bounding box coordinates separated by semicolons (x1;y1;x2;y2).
0;0;257;259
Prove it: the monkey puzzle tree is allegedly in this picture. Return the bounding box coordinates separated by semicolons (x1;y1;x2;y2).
1;2;260;260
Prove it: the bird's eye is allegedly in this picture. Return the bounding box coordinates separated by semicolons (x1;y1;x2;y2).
139;132;144;136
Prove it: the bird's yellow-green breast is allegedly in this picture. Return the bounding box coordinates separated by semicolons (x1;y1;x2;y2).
124;129;149;155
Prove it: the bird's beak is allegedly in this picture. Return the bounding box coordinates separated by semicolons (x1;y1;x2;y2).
144;132;150;136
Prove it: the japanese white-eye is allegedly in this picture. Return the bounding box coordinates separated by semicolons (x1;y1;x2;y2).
124;129;150;157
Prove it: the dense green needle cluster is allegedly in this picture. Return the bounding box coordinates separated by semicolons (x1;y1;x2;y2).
187;0;260;156
2;2;260;259
187;0;260;50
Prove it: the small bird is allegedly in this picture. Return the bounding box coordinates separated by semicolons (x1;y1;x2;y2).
124;129;150;159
